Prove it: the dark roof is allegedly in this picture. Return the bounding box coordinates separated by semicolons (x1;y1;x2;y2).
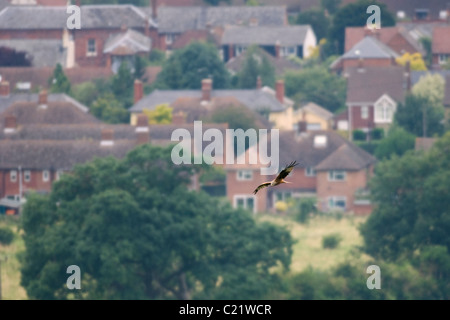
225;47;301;76
130;88;287;113
377;0;450;21
0;100;99;126
344;66;407;103
0;140;134;170
342;36;399;59
410;70;450;86
103;29;151;55
222;25;312;46
0;39;66;67
0;0;10;11
0;5;155;30
315;143;375;171
432;26;450;54
157;6;287;33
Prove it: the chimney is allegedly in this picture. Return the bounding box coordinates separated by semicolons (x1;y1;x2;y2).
172;110;186;125
249;17;258;27
275;40;281;58
151;0;158;19
4;115;17;134
100;128;114;146
136;113;150;145
0;81;10;96
275;79;285;104
201;78;212;102
38;89;48;105
298;121;307;134
256;76;262;89
134;79;144;104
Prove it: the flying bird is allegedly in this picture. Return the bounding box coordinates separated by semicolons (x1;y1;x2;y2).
253;161;298;195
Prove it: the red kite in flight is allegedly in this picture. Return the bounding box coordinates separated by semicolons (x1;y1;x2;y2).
253;161;298;194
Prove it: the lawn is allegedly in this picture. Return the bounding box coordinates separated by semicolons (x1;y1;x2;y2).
256;213;371;273
0;216;28;300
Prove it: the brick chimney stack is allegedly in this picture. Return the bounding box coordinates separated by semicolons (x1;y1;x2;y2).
256;76;262;89
151;0;158;19
136;113;150;144
134;79;144;104
38;89;48;105
100;128;114;146
275;79;285;104
275;40;281;58
0;81;10;96
172;110;186;125
4;115;17;134
202;78;212;102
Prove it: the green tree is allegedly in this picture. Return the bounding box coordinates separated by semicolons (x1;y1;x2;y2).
329;0;396;54
155;42;231;90
412;73;445;108
236;46;275;89
284;66;346;112
111;62;135;108
209;104;260;131
20;144;293;300
321;0;341;15
90;93;129;124
419;37;432;67
48;63;71;94
374;126;416;160
296;9;330;41
395;93;445;137
203;0;230;5
142;104;172;124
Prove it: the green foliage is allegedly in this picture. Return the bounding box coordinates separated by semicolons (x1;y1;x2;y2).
284;66;346;112
20;144;293;300
203;0;230;5
155;42;231;90
352;129;366;141
293;197;317;224
199;166;226;184
235;46;275;89
322;233;343;249
354;141;380;155
48;63;71;94
90;93;129;124
71;81;102;107
374;126;415;160
412;73;445;107
329;0;396;54
0;226;14;245
208;104;260;131
395;93;445;137
370;128;384;140
111;62;135;108
321;0;341;15
296;9;330;41
142;104;173;124
361;132;450;264
419;37;432;67
148;49;166;65
134;55;147;80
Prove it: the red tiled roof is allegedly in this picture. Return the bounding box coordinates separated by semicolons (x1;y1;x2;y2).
432;26;450;54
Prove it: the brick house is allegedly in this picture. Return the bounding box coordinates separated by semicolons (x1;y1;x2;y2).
225;129;376;215
342;65;408;137
432;26;450;69
221;25;316;62
330;35;400;73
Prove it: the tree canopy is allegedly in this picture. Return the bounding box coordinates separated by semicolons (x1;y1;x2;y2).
20;144;293;300
48;64;71;94
234;46;275;89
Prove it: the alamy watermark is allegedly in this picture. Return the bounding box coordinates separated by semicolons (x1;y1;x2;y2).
366;5;381;30
67;5;81;30
366;265;381;290
66;265;81;290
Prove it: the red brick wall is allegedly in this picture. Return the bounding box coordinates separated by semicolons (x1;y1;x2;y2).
0;30;63;40
316;167;373;213
350;105;374;131
226;169;268;212
0;169;55;198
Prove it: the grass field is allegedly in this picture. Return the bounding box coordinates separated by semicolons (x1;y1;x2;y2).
0;213;368;300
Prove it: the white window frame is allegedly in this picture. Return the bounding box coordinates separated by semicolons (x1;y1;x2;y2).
305;167;316;177
165;33;174;45
10;170;17;183
87;38;97;56
328;170;346;181
274;191;292;203
439;54;449;65
235;45;247;56
43;170;50;182
233;195;256;213
328;196;347;210
24;170;31;182
237;170;253;181
281;46;297;57
374;95;396;124
361;105;369;119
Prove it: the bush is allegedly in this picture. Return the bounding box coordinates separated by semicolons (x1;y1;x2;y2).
355;141;380;155
322;233;342;249
275;201;289;213
294;197;317;224
352;129;366;141
371;128;385;140
0;227;14;245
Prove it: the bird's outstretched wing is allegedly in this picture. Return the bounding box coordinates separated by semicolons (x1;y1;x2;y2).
276;161;298;181
253;182;272;194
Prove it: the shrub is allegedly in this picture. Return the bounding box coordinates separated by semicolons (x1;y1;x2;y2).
275;201;289;213
371;128;385;140
352;129;366;141
294;197;317;224
322;233;342;249
0;227;14;245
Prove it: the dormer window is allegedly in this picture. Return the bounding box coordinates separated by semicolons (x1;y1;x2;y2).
314;135;327;148
374;95;396;123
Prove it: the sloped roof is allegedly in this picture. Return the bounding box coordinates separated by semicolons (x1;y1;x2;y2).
0;5;155;30
298;102;333;120
0;39;66;67
222;25;312;46
157;6;287;33
315;143;376;171
345;65;407;103
104;29;151;55
342;36;399;60
432;26;450;54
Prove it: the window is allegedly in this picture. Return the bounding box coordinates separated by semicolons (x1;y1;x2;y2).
281;46;297;57
234;195;256;213
235;45;247;56
24;170;31;182
307;123;321;131
328;197;347;210
43;170;50;182
275;191;292;202
237;170;253;181
439;54;450;65
375;98;395;123
361;106;369;119
165;34;174;45
87;39;96;56
56;170;63;181
328;170;346;181
10;170;17;183
305;167;316;177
